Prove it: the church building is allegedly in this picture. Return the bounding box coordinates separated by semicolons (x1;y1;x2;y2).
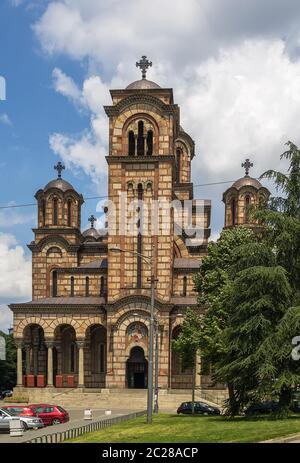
9;57;270;403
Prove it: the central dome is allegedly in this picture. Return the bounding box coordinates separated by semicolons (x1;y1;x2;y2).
126;78;161;90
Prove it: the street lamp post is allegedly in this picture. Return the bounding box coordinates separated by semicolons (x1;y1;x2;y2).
110;246;157;424
154;320;159;414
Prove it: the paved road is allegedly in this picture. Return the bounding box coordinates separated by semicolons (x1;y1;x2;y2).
0;408;142;443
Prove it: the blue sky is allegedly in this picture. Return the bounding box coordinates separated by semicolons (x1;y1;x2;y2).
1;0;300;331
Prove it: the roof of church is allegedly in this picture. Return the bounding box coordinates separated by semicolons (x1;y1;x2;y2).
9;297;106;308
126;78;161;90
231;176;263;190
82;227;101;240
44;178;75;193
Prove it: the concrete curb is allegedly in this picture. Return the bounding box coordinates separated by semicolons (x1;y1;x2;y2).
260;432;300;443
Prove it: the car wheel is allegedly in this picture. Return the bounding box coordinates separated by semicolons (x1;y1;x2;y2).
52;419;61;425
21;421;28;431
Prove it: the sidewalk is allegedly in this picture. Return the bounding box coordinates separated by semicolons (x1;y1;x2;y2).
261;432;300;443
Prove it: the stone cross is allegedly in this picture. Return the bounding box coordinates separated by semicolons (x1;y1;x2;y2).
88;215;97;229
136;56;152;79
242;158;253;176
54;161;65;178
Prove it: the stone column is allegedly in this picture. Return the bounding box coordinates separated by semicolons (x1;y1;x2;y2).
45;341;54;387
77;341;85;388
16;341;23;386
105;323;115;388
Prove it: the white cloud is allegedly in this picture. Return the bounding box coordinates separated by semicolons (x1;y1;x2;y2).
9;0;24;6
52;68;81;104
0;233;31;299
0;205;35;228
0;305;13;333
0;113;12;126
50;72;109;188
33;1;300;230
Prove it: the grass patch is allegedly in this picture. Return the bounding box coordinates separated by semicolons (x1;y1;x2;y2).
67;413;300;443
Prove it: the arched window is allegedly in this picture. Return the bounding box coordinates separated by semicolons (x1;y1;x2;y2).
100;343;105;373
137;121;144;156
85;276;90;297
52;270;58;297
231;198;236;226
128;130;135;156
244;195;251;223
70;276;74;297
176;149;181;182
67;199;72;227
53;198;58;225
70;342;76;373
100;276;106;297
146;130;153;156
182;276;187;297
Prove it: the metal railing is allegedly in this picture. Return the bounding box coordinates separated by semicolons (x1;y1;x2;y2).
25;410;146;444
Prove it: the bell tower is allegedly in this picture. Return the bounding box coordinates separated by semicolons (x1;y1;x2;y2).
105;57;180;303
223;158;270;229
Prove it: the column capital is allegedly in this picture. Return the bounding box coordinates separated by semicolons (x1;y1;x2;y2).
44;339;55;349
76;340;85;349
14;339;23;349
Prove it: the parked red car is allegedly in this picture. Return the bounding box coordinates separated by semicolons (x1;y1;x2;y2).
1;405;37;417
30;404;69;426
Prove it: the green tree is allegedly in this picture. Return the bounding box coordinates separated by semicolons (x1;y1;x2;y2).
194;227;256;410
216;264;292;416
0;332;16;390
172;309;202;414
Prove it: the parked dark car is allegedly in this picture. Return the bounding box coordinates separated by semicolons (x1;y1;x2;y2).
245;401;279;415
30;404;69;426
0;390;13;400
177;401;221;415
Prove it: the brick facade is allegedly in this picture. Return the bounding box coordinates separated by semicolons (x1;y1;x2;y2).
10;73;225;396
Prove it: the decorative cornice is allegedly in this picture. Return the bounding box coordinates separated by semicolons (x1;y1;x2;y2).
105;155;176;165
28;235;81;253
104;94;179;117
56;267;107;275
106;294;172;312
176;129;195;158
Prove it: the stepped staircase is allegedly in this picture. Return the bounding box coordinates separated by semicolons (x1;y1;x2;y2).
13;387;227;410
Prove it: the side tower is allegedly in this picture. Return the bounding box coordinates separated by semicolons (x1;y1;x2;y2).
223;158;270;229
32;162;84;299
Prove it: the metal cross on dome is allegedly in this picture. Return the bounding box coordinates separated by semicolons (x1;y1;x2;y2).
242;158;253;176
88;215;97;229
54;161;65;179
136;55;152;79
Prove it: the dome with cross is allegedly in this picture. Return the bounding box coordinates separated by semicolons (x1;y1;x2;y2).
43;162;76;193
126;55;160;90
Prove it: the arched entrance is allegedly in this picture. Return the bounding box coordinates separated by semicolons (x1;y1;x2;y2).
126;346;148;389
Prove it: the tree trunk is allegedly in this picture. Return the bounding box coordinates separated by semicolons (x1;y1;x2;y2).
278;386;292;417
227;382;240;416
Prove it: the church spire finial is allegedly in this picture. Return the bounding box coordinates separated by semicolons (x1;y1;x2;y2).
136;55;152;79
54;161;65;179
88;215;97;229
242;158;253;177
